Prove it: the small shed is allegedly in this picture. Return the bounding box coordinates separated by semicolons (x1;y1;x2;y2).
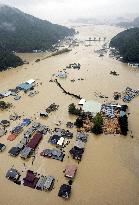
56;71;67;78
78;99;86;106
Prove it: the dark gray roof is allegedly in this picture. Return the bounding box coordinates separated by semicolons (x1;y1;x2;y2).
20;147;32;159
0;143;6;151
6;168;20;181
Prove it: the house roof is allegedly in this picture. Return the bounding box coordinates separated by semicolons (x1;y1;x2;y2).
11;125;23;135
41;148;65;161
0;143;6;151
0;128;6;137
8;147;21;156
26;79;35;84
75;140;85;149
23;170;39;188
36;176;47;189
83;100;101;115
65;165;77;178
0;120;10;127
21;118;31;127
7;134;17;141
17;83;33;91
6;168;20;180
58;184;71;198
0;91;11;97
79;99;86;105
57;137;65;146
20;147;32;158
27;132;43;149
43;176;55;189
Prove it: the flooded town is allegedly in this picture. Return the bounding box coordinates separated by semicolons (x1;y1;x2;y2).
0;23;139;205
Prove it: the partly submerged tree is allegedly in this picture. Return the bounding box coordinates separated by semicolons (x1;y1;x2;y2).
119;115;128;136
68;103;81;116
91;113;103;135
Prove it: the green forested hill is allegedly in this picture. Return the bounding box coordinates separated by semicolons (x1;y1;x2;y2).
0;5;75;52
0;51;23;71
110;28;139;63
0;5;75;71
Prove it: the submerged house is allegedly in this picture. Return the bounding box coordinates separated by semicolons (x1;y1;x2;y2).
76;132;88;143
58;184;71;199
6;168;21;183
9;147;21;157
43;176;55;191
0;143;6;152
21;118;31;127
35;176;47;190
64;165;77;179
0;120;10;127
56;71;67;78
11;125;23;135
23;170;39;188
20;147;32;159
17;83;33;92
0;127;7;137
40;112;48;118
26;132;43;150
70;146;84;161
40;148;65;161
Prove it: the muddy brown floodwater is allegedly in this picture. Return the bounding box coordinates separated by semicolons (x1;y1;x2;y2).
0;25;139;205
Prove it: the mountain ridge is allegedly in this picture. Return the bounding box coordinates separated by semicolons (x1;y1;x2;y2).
0;5;75;52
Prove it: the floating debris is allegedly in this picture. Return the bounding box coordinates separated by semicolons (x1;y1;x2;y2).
55;79;82;100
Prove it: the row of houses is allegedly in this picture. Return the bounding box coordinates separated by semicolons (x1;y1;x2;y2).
8;122;48;159
6;163;78;199
70;132;88;161
0;79;36;99
6;168;55;191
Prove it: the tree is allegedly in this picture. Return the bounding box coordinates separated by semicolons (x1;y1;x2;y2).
0;101;11;110
75;117;83;128
91;113;103;135
68;103;81;116
119;115;128;136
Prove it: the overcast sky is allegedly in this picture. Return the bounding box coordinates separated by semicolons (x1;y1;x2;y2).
0;0;138;23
